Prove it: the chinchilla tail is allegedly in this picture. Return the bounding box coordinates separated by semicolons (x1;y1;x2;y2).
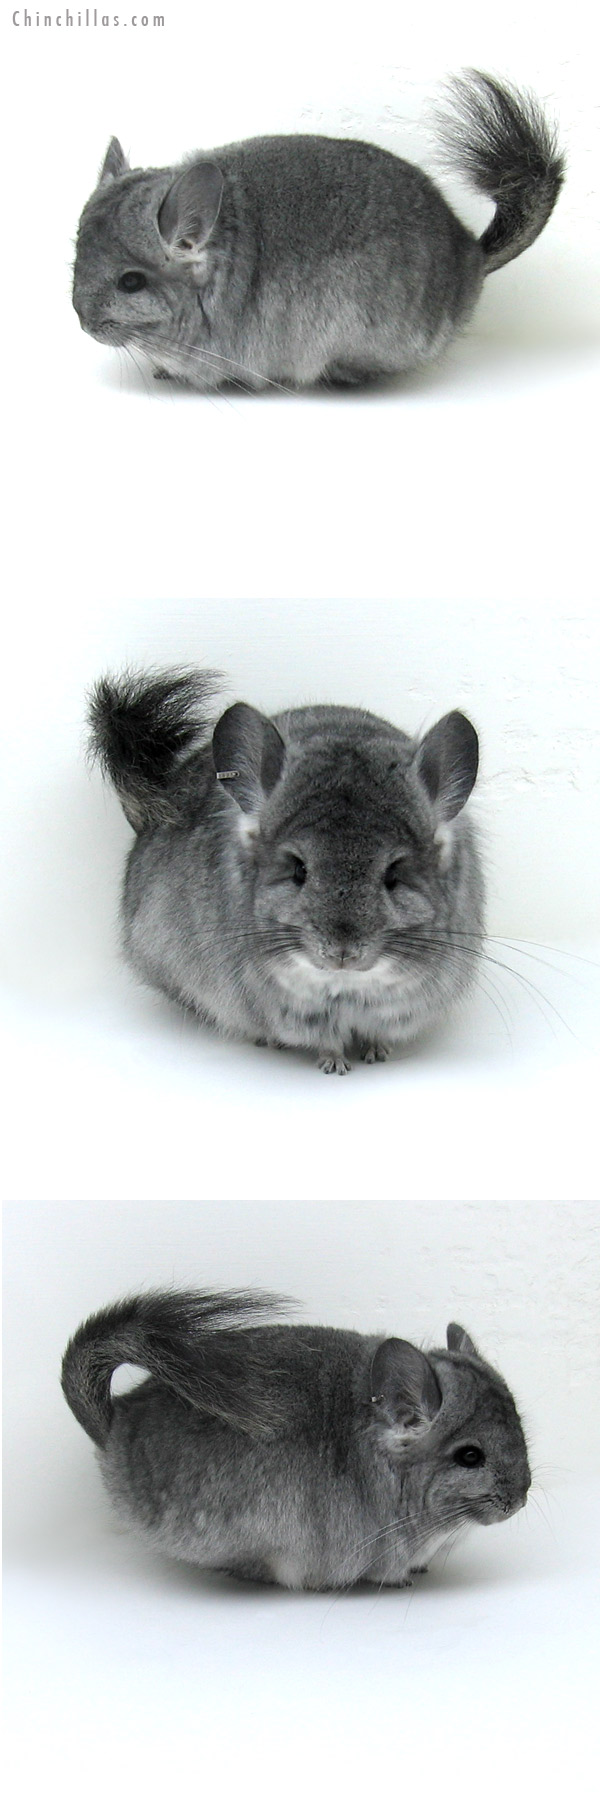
87;667;222;829
61;1289;292;1448
438;70;564;272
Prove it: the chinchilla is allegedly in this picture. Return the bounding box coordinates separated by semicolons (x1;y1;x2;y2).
72;71;564;393
88;667;485;1073
61;1290;531;1592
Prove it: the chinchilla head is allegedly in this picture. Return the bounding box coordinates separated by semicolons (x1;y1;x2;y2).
72;140;225;352
212;701;483;978
368;1325;531;1529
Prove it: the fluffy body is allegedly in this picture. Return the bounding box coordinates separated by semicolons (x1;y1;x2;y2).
89;671;485;1071
61;1292;531;1592
72;73;564;393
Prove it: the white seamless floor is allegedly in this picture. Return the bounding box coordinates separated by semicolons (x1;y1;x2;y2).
4;1478;598;1797
4;939;599;1202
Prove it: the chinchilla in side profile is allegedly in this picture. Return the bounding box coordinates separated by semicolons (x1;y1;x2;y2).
88;668;485;1073
61;1291;531;1592
72;72;564;393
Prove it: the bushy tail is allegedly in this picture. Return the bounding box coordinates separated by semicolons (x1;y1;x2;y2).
61;1289;291;1448
438;71;564;273
88;667;222;830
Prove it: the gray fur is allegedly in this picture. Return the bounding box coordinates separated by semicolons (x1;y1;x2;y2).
72;72;563;393
88;669;485;1072
61;1291;531;1592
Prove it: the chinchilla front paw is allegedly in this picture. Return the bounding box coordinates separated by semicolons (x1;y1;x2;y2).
366;1574;414;1588
359;1041;391;1064
318;1053;352;1076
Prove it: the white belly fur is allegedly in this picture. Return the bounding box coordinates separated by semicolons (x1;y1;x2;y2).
271;952;429;1042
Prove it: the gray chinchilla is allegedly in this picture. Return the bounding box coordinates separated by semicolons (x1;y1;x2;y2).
72;72;564;392
62;1291;531;1592
88;668;485;1073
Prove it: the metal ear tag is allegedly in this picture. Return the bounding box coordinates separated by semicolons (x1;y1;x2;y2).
215;770;240;781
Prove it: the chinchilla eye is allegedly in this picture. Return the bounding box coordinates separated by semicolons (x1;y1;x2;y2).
383;860;405;892
453;1445;485;1468
118;271;148;293
291;857;307;887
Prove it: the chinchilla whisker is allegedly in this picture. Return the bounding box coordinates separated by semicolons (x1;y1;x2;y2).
142;335;298;398
141;346;238;415
529;1461;570;1481
383;936;517;1033
337;1504;470;1570
230;932;303;954
125;345;157;400
401;940;515;1034
328;1511;470;1599
527;1491;560;1543
431;1529;467;1579
479;951;576;1038
116;346;130;394
487;937;600;975
394;931;577;1038
429;929;598;988
162;349;247;415
448;931;598;989
174;342;298;398
471;973;516;1042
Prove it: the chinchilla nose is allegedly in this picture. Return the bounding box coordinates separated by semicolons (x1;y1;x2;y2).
332;923;360;967
501;1475;530;1515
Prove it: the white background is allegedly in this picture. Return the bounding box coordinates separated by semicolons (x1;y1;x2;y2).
4;1198;600;1796
2;2;600;1791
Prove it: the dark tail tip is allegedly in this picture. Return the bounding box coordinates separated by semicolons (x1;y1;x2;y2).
438;70;565;273
87;666;223;829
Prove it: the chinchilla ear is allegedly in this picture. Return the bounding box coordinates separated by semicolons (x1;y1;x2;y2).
157;162;224;255
212;703;285;814
370;1338;442;1438
446;1323;479;1358
98;138;130;186
414;711;479;821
